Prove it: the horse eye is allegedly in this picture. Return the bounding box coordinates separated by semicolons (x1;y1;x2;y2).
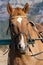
17;27;20;32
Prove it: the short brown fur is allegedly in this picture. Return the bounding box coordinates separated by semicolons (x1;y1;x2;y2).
7;3;43;65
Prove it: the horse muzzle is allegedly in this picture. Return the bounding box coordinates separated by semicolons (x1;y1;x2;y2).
17;43;28;54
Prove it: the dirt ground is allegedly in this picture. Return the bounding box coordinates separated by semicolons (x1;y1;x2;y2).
0;50;8;65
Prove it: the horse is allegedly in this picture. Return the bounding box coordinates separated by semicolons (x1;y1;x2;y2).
7;3;43;65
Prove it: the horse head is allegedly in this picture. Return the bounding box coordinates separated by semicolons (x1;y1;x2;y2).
7;3;29;53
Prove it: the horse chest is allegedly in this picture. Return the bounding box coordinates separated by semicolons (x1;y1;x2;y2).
13;55;33;65
14;57;28;65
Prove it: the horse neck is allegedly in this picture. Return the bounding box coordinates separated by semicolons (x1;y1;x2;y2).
9;22;43;65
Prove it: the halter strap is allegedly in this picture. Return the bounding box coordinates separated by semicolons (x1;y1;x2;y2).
14;31;26;39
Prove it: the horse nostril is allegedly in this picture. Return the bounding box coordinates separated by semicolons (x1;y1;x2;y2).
19;44;21;49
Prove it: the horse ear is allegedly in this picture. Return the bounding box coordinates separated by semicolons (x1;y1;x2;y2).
23;3;29;13
7;3;12;14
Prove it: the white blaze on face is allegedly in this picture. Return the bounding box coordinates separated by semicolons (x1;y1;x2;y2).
19;35;25;50
17;17;22;24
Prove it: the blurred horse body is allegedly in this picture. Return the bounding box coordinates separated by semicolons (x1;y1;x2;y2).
7;3;43;65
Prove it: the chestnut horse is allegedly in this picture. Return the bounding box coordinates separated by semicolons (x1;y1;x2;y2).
7;3;43;65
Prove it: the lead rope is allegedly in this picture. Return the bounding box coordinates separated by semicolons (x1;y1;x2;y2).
27;45;43;60
3;48;9;55
3;44;43;60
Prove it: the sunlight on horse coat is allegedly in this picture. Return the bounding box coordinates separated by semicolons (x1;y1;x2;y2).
7;3;43;65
